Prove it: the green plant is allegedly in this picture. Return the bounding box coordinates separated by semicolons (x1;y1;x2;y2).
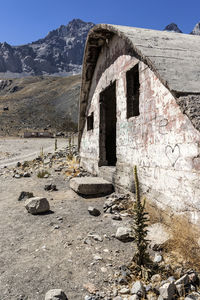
37;170;50;178
67;135;73;160
40;146;44;157
132;165;149;266
55;138;57;152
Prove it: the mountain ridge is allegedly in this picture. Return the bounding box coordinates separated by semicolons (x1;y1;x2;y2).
0;19;200;79
0;19;95;78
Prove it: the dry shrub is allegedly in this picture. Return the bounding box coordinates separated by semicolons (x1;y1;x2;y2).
65;155;80;177
37;170;50;178
145;199;171;226
144;199;200;269
166;215;200;269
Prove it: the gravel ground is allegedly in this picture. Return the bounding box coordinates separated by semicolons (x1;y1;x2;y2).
0;138;135;300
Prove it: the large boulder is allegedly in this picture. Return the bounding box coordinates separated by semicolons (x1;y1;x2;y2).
25;197;50;214
147;223;170;251
70;177;113;195
45;289;68;300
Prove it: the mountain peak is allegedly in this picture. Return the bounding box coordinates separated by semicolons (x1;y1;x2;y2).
191;22;200;35
163;23;182;33
0;19;95;77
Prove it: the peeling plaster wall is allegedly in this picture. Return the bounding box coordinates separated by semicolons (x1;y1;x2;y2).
79;36;200;223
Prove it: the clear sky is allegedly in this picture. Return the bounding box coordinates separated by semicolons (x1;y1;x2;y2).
0;0;200;45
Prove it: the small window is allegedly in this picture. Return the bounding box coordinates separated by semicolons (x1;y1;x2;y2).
87;112;94;131
126;64;140;118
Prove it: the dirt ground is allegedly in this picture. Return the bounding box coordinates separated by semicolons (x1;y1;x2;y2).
0;138;135;300
0;138;68;168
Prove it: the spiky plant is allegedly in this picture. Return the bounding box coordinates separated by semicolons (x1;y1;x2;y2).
55;138;57;152
132;165;149;266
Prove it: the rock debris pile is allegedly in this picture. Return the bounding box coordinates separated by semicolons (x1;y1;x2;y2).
0;145;90;180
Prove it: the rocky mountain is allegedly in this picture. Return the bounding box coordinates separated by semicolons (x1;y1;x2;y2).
0;75;81;136
191;22;200;35
0;19;95;78
163;23;182;33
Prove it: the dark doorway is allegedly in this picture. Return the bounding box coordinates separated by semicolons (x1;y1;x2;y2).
99;82;117;166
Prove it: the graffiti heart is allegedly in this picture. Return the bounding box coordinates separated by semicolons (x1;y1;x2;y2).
165;144;180;167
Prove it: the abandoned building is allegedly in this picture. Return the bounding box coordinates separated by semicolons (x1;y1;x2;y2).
78;24;200;223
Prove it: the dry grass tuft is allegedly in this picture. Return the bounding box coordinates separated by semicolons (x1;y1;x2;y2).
37;170;50;178
166;215;200;269
145;199;200;270
145;199;171;226
65;155;80;178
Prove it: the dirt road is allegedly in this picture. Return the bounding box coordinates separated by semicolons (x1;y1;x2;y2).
0;138;68;169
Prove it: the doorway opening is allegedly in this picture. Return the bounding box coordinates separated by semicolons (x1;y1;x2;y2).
99;81;117;166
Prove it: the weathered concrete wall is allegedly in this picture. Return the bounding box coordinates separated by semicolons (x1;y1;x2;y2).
80;35;200;223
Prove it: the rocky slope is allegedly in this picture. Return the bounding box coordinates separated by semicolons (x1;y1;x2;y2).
164;23;182;33
0;75;81;136
0;19;94;78
164;22;200;35
191;22;200;35
1;19;200;79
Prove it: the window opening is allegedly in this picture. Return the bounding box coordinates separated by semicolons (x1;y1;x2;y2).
126;64;140;118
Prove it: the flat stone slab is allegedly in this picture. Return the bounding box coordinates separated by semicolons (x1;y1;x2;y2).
70;177;113;195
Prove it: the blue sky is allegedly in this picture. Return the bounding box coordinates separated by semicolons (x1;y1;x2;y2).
0;0;200;45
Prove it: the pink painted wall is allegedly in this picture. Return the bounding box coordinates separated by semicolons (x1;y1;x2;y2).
80;35;200;223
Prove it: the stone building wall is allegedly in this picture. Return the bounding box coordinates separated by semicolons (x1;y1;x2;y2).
79;35;200;223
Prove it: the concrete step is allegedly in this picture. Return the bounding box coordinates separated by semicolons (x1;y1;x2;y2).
70;177;113;196
98;166;116;183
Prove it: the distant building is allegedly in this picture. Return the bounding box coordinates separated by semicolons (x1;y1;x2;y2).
24;132;53;138
79;24;200;223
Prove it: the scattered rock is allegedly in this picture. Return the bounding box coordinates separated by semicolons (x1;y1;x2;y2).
175;274;189;286
131;281;145;297
146;294;157;300
119;287;130;294
159;282;176;300
118;265;131;284
25;197;50;214
176;283;185;297
88;206;101;217
14;174;21;179
23;172;31;177
188;272;199;284
151;274;162;283
17;295;28;300
93;254;103;261
54;225;60;229
83;282;98;294
153;252;163;263
185;292;200;300
45;289;68;300
115;227;133;242
129;295;140;300
88;233;103;242
18;191;34;201
44;184;58;191
112;214;122;221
